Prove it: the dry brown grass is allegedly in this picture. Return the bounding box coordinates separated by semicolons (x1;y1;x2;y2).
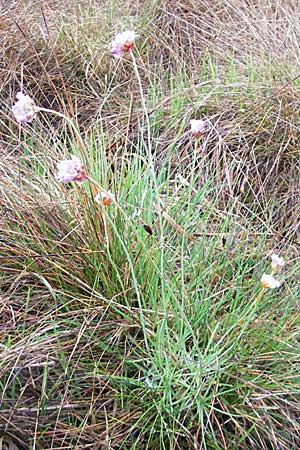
1;0;300;449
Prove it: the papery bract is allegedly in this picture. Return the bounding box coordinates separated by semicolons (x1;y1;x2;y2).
261;273;281;289
94;191;114;206
110;30;137;58
190;119;206;138
12;92;38;124
57;154;87;183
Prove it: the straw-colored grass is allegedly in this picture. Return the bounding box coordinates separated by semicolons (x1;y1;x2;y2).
1;0;300;448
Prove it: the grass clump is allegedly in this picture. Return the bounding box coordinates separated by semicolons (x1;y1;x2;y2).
1;0;300;449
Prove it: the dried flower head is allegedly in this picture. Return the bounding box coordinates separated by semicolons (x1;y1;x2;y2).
261;273;281;289
12;92;38;124
111;30;137;58
94;191;114;206
190;119;206;138
271;253;285;272
57;155;87;183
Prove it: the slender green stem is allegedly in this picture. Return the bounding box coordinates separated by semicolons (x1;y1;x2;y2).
252;287;265;307
189;137;199;199
129;49;165;279
129;50;152;158
129;50;163;203
86;175;104;191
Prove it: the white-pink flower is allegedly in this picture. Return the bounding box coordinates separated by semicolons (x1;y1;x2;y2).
12;92;38;124
261;273;281;289
110;30;137;58
56;154;87;183
94;191;114;206
190;119;206;137
271;253;285;272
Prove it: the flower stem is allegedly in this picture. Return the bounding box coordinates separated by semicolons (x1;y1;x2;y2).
129;50;151;153
253;287;265;307
129;50;159;192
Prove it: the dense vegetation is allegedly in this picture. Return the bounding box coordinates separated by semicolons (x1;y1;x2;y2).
1;1;300;448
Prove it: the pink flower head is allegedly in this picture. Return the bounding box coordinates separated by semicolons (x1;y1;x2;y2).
271;253;285;272
12;92;38;124
94;190;114;206
261;273;281;289
56;154;87;183
110;30;137;58
190;119;206;138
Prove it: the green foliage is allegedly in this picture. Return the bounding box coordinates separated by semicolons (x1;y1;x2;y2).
1;0;300;449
